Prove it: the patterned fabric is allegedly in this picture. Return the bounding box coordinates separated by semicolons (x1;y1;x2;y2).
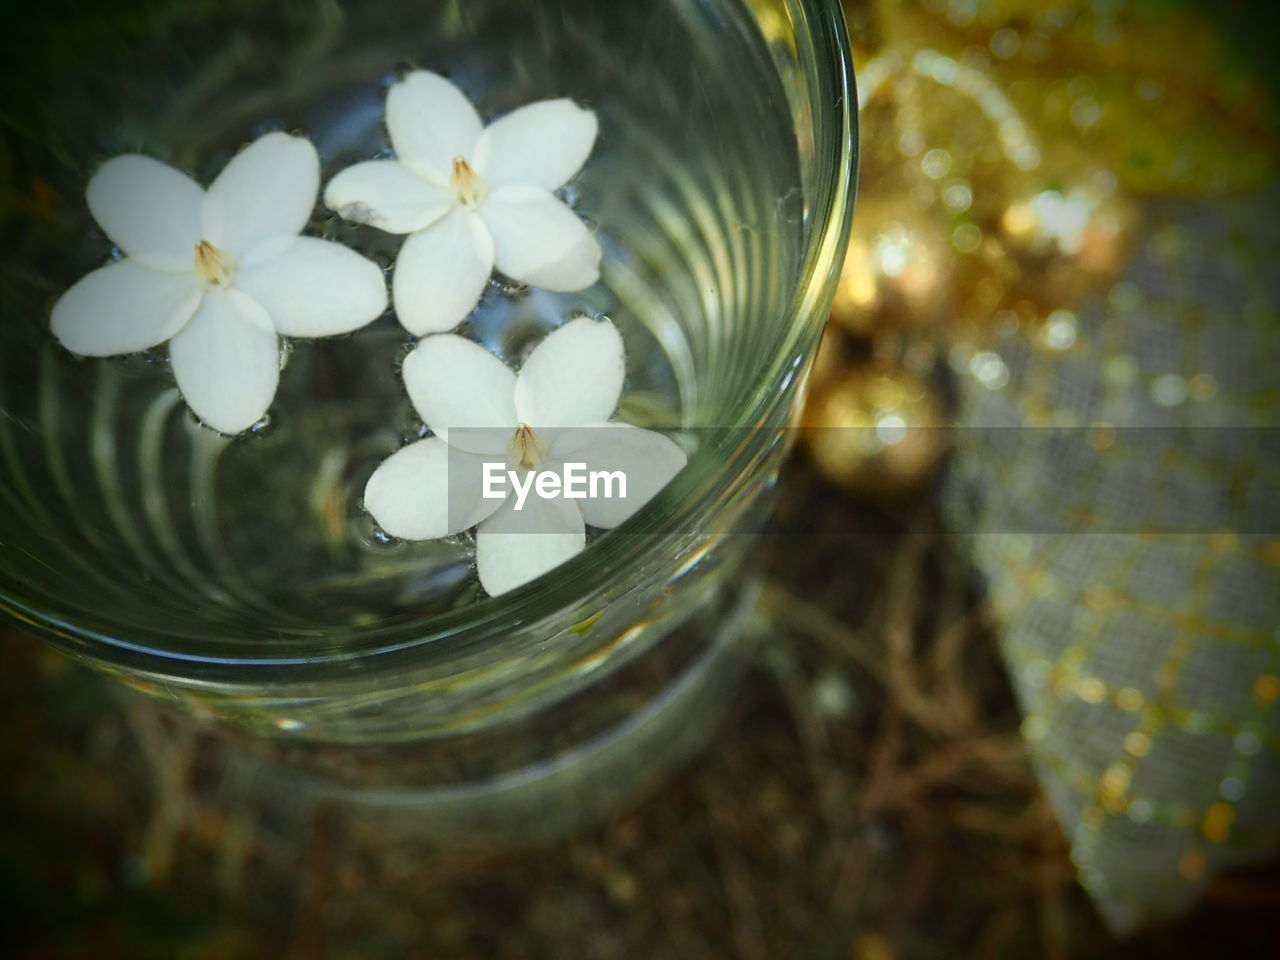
948;188;1280;933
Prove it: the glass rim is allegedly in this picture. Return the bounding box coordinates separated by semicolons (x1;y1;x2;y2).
6;0;858;679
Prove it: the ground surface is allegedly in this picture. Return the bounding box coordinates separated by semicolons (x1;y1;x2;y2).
4;462;1278;960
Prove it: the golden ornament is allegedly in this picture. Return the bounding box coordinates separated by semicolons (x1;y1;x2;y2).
846;44;1076;341
837;36;1144;343
844;0;1277;196
801;363;945;498
831;197;952;338
998;170;1133;274
988;154;1140;319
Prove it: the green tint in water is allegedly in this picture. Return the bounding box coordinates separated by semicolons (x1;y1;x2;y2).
0;0;803;648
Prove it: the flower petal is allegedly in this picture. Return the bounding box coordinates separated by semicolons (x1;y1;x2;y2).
323;159;451;234
471;99;598;191
550;422;688;528
392;207;494;335
235;236;387;338
202;133;319;256
364;438;500;541
514;317;624;428
51;259;202;356
386;71;483;184
86;155;204;271
168;287;279;435
479;186;601;291
402;334;517;455
475;493;585;596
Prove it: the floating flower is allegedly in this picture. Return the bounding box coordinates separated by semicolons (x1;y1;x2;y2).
325;71;602;336
52;133;388;434
364;318;686;596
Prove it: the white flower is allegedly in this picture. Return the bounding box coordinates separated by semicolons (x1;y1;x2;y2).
324;71;602;336
52;133;388;434
364;318;687;596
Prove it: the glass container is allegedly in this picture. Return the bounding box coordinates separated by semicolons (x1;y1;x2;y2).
0;0;856;840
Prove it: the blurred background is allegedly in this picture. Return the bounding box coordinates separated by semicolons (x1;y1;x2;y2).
3;0;1278;956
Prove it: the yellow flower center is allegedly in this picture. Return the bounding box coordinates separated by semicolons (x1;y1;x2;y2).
194;239;235;287
510;423;544;470
450;156;487;209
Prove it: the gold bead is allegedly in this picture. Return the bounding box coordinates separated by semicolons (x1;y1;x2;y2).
800;362;945;499
830;198;952;338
